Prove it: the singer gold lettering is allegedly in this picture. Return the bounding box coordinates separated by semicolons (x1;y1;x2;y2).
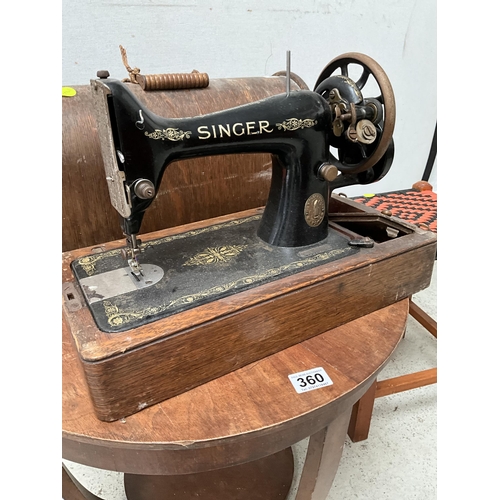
197;120;273;140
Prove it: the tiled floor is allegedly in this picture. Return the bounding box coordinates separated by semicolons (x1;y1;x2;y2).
63;261;437;500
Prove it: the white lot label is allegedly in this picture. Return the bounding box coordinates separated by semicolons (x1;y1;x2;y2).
288;367;333;393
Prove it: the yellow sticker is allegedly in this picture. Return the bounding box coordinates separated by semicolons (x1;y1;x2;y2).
363;193;375;198
62;87;77;97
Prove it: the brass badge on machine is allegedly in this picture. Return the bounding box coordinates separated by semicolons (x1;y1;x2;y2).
304;193;326;227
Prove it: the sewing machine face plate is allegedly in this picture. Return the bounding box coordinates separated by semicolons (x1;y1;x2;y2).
71;215;359;333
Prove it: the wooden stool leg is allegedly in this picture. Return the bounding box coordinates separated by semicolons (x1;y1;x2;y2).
409;299;437;337
295;408;351;500
347;380;377;442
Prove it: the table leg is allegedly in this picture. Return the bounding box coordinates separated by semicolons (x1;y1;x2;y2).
62;464;105;500
294;408;351;500
123;447;294;500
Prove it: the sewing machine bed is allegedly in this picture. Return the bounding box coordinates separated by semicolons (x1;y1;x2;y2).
62;197;437;422
71;214;359;333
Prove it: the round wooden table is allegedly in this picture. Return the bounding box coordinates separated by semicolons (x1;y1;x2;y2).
62;299;409;500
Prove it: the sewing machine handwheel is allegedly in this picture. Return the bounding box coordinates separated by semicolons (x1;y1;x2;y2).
314;52;396;175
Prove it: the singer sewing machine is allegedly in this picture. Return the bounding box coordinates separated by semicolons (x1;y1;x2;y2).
62;53;436;421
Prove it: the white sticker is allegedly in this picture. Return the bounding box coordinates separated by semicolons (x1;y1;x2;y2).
288;367;333;393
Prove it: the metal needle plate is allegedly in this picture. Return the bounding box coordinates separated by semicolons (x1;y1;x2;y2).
78;264;164;303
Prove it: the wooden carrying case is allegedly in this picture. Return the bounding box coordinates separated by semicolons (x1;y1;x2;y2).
62;77;436;422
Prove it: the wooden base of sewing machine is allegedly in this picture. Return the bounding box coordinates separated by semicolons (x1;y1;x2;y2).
62;195;436;422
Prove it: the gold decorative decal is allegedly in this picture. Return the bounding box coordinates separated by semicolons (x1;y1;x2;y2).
149;215;261;248
145;128;192;141
183;245;246;267
276;118;317;131
102;246;351;328
304;193;326;227
77;251;122;276
103;300;154;328
75;216;261;276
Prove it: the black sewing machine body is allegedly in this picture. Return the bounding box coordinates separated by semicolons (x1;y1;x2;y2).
94;78;334;247
91;52;397;264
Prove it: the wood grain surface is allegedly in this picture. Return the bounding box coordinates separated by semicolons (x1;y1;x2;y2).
62;298;409;475
123;447;294;500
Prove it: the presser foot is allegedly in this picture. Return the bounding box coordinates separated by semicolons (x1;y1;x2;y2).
121;234;145;281
127;258;144;281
